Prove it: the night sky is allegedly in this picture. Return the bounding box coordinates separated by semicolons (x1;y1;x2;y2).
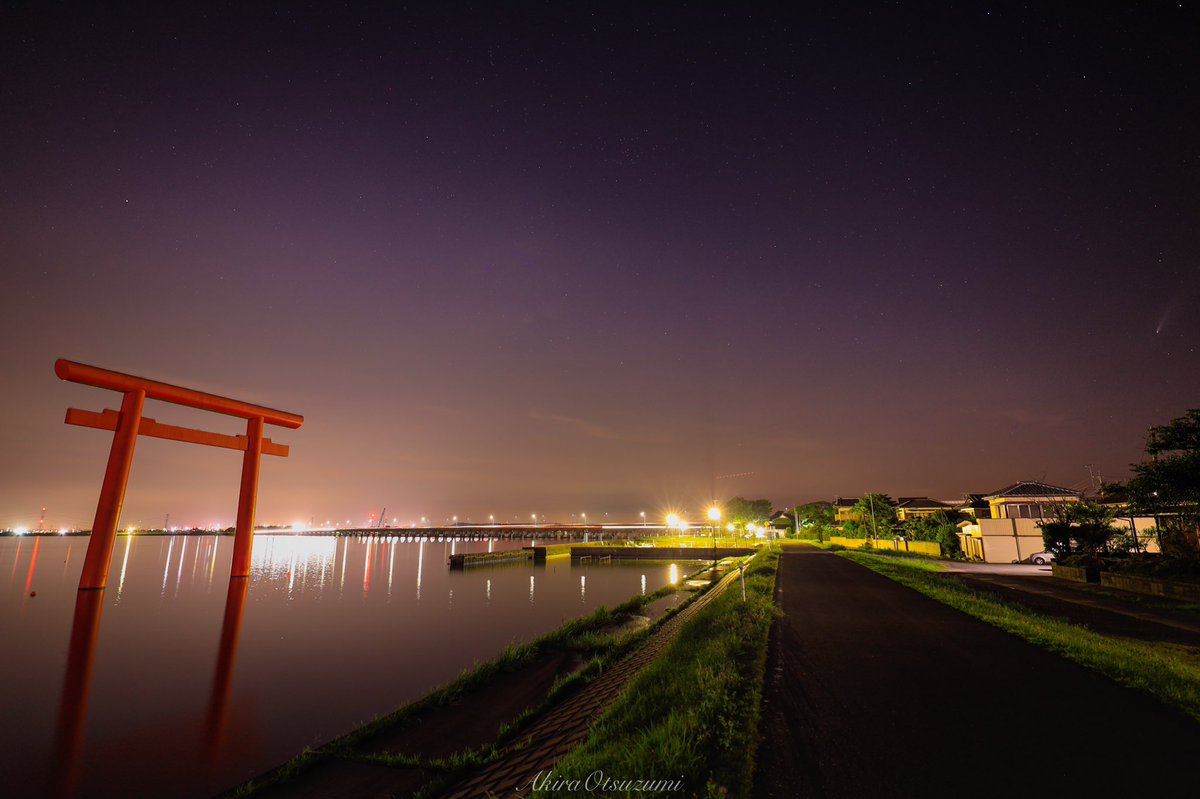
2;2;1198;530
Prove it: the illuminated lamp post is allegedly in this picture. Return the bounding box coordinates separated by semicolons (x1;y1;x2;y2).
707;506;721;567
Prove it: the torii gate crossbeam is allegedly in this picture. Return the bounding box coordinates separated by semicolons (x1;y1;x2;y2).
55;359;303;589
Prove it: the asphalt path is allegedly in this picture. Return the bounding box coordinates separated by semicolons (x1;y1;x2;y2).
754;549;1200;798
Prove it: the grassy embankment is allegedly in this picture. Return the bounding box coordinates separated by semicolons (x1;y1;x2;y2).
841;551;1200;721
229;563;717;797
532;547;780;799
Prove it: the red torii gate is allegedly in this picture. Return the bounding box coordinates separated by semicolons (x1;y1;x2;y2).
55;359;304;590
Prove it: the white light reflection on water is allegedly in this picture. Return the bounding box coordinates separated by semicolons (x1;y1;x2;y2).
529;574;535;603
641;574;646;595
253;536;338;605
161;538;175;595
339;538;347;590
580;574;586;603
116;536;133;601
388;541;395;597
175;537;187;595
208;538;218;587
669;563;679;585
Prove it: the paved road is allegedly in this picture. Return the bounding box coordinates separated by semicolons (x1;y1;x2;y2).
754;550;1200;798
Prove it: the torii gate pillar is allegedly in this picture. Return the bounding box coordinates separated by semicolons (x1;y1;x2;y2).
231;416;265;578
79;390;145;590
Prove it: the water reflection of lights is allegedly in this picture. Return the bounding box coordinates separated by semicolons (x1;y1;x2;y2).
161;538;174;595
251;536;338;591
209;539;219;585
486;578;492;601
416;541;424;600
388;541;395;597
175;537;188;595
640;574;646;595
363;539;372;595
116;536;133;601
580;574;586;603
668;564;679;585
529;575;535;604
9;539;21;582
339;538;347;590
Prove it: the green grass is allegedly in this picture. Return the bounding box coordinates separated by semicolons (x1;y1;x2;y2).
225;569;720;797
532;549;779;798
841;551;1200;721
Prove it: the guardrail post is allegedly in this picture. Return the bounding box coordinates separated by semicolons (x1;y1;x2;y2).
78;389;145;590
230;416;264;578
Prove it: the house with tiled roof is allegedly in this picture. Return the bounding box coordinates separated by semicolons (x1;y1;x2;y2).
893;497;957;521
982;481;1082;520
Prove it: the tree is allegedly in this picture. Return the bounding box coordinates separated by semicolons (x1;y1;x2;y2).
796;502;836;540
903;510;965;558
1127;409;1200;558
723;497;773;528
1038;501;1120;558
852;494;897;539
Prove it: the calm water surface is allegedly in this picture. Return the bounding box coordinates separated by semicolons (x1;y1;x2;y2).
0;534;690;798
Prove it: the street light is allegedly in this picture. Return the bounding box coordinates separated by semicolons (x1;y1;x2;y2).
707;506;721;537
640;511;646;526
707;506;722;566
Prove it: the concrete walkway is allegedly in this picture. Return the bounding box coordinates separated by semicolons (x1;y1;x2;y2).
440;567;740;798
754;549;1200;798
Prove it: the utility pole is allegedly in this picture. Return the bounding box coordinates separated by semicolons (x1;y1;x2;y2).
868;495;878;541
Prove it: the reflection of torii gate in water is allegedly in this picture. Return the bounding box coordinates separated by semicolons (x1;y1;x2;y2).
50;359;302;796
55;358;304;589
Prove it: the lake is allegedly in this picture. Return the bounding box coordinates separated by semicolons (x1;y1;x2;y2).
0;534;692;797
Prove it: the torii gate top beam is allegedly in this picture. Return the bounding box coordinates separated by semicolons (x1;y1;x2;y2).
55;359;303;429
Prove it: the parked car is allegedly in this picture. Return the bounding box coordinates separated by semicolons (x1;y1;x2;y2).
1029;551;1056;565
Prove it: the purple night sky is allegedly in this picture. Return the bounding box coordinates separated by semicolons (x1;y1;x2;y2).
2;2;1197;530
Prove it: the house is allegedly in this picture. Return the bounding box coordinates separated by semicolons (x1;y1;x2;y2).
958;494;991;520
981;480;1082;520
834;497;861;523
893;497;956;521
957;480;1081;563
769;510;796;533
